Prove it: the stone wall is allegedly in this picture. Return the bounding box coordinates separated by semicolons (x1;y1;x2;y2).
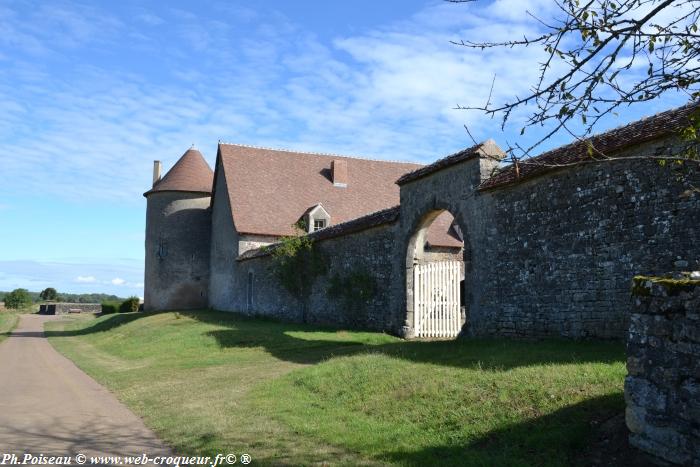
236;220;403;332
209;161;243;311
625;274;700;466
39;303;101;314
398;135;700;338
208;133;699;339
200;114;699;339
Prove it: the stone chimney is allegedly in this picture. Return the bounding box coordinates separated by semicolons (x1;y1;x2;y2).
153;161;162;186
331;159;347;188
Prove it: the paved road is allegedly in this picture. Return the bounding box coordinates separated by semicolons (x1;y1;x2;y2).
0;314;174;464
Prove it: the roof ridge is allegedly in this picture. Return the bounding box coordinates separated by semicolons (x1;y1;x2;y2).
218;141;424;166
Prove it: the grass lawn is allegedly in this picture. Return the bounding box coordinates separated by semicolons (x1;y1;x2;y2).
0;309;23;344
45;310;626;466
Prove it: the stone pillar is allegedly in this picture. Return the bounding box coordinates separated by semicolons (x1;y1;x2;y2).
625;273;700;466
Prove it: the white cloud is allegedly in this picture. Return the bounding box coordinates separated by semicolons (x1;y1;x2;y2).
0;0;686;207
111;278;126;286
75;275;96;283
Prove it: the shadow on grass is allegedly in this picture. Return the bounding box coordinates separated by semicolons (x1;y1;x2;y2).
43;311;151;337
42;308;625;370
379;393;626;467
189;310;625;370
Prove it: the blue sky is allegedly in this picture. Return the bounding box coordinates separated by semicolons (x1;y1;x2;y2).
0;0;689;297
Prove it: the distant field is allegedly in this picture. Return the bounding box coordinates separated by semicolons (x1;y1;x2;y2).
46;310;626;466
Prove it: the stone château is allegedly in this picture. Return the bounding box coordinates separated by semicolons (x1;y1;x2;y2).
144;102;700;339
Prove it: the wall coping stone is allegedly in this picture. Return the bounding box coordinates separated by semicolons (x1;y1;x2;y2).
237;206;400;262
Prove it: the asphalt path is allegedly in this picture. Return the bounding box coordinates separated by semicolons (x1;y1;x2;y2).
0;314;175;466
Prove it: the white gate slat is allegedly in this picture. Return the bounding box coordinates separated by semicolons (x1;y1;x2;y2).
453;261;458;336
450;261;461;334
446;262;450;337
444;262;449;338
414;260;461;339
413;265;419;337
438;262;443;337
442;262;446;338
427;263;432;337
440;262;445;337
430;263;437;337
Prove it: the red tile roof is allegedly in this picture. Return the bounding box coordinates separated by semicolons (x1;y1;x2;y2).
144;148;213;197
216;143;462;246
480;101;700;190
426;211;463;248
217;144;418;236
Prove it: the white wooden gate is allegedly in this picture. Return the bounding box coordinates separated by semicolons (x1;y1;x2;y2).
413;261;462;338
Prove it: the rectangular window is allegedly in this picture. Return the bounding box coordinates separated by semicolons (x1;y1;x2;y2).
313;219;326;231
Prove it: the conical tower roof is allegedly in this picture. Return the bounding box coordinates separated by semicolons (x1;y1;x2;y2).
144;148;213;196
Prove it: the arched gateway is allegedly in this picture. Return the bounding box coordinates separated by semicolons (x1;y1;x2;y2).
406;209;466;338
396;141;505;339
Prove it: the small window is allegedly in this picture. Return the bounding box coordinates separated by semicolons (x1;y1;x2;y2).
157;239;168;259
313;219;327;231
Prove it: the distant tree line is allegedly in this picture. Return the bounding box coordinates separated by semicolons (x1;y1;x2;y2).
1;287;127;308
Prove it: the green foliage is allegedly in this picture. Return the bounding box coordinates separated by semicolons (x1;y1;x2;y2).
62;292;126;303
677;109;700;161
119;296;140;313
101;301;120;314
39;287;58;301
327;269;377;324
271;228;327;302
1;290;126;304
3;288;32;309
632;275;700;297
680;110;700;143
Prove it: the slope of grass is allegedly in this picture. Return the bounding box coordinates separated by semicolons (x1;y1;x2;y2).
0;310;22;344
46;310;626;466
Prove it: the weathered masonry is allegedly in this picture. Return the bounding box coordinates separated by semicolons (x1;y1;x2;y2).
144;102;700;339
625;274;700;466
38;303;101;314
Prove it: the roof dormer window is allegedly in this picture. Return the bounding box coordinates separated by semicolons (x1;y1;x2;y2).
313;219;327;231
304;204;331;233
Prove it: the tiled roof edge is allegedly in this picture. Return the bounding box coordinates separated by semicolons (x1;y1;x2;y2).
396;139;505;186
479;101;700;191
237;205;400;262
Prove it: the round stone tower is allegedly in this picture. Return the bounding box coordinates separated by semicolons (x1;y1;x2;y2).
143;147;213;311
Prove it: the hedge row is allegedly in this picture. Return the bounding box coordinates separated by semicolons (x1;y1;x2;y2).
101;296;141;314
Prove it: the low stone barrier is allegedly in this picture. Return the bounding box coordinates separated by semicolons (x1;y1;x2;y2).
625;273;700;466
39;303;101;315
